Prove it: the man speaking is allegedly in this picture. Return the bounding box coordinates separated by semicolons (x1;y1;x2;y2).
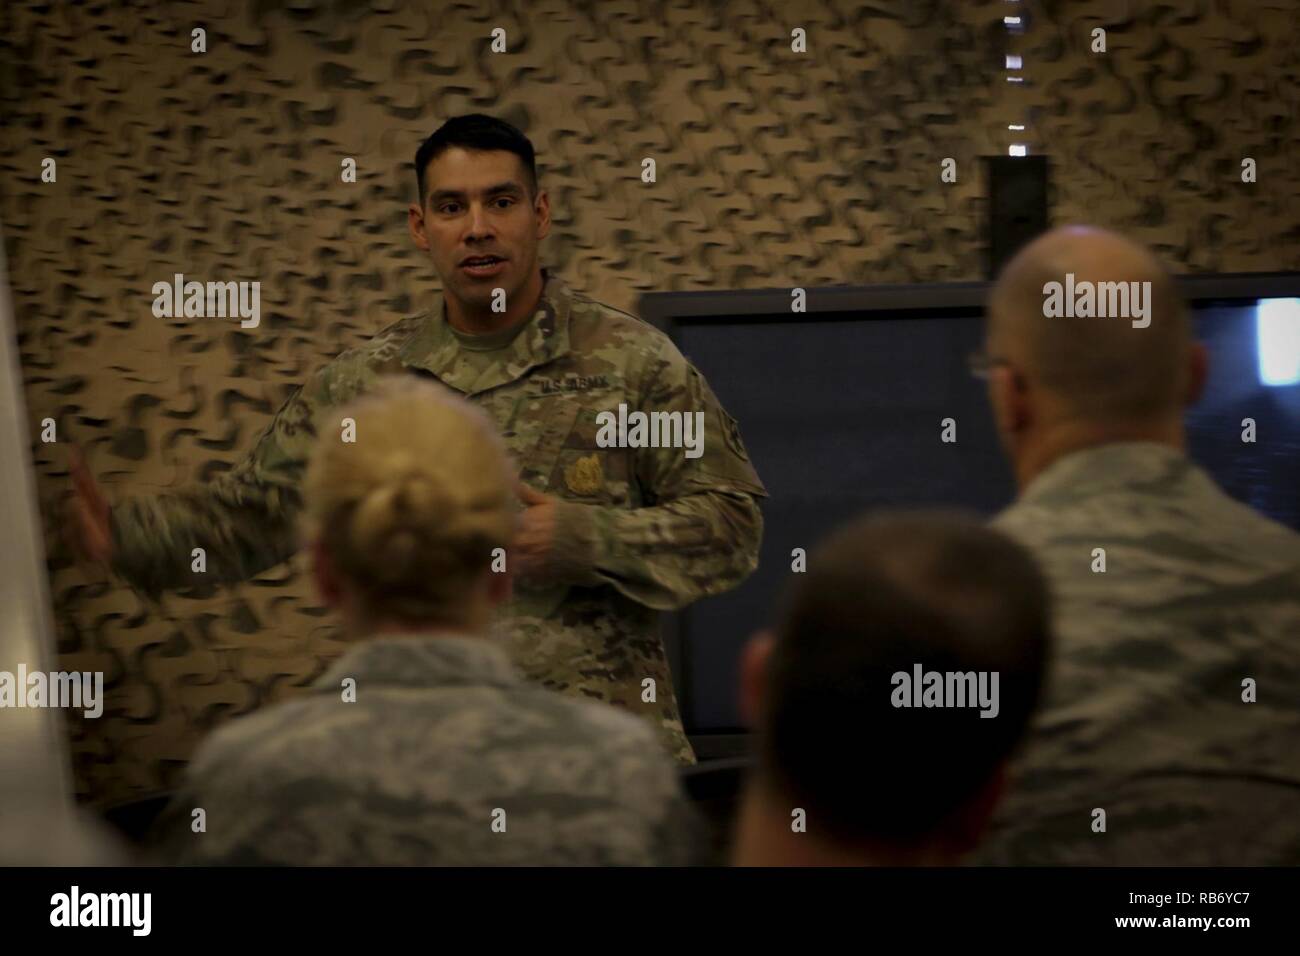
68;114;767;763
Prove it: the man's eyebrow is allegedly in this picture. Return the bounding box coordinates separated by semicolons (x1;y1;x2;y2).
427;182;525;204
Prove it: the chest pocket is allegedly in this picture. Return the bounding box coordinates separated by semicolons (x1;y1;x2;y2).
549;399;633;506
477;394;579;493
476;390;632;504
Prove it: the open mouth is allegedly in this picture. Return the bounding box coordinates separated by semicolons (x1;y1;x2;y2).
460;255;507;277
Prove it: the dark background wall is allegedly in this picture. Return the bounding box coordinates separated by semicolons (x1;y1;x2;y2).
0;0;1296;806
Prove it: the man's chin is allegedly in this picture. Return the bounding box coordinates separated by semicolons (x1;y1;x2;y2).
457;290;496;312
441;265;535;311
447;279;503;310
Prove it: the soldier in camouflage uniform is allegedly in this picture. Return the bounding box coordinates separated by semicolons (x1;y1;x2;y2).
970;225;1300;865
154;636;706;865
150;379;705;866
69;115;766;765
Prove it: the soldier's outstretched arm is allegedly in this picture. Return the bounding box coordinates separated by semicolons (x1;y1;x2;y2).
105;373;330;596
546;337;767;611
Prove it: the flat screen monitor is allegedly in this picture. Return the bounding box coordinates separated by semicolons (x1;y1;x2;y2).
646;279;1300;735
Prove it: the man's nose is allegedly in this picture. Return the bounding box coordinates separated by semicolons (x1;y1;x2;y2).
465;203;494;241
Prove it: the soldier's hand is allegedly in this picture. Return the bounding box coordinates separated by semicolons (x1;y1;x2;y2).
66;446;115;565
513;481;558;579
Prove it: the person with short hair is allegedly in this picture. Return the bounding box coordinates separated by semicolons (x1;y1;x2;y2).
973;225;1300;865
68;113;767;765
731;512;1051;866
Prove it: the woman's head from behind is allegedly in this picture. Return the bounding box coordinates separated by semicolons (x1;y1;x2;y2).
303;376;517;634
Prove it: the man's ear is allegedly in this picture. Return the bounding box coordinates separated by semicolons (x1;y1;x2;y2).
534;189;551;241
1185;341;1209;407
739;630;776;728
311;538;344;608
408;202;430;252
988;364;1030;442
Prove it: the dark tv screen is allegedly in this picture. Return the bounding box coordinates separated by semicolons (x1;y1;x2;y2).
670;301;1300;732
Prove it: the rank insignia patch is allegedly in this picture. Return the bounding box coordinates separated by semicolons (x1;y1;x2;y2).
564;453;604;496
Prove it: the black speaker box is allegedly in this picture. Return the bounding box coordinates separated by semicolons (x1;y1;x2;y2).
985;155;1049;278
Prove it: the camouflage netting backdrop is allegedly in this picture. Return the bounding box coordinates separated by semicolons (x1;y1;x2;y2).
0;0;1296;806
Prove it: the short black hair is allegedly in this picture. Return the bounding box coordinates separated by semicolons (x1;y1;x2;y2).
760;511;1051;850
413;114;538;206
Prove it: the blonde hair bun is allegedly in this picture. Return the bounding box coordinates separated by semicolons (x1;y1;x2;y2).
304;377;517;621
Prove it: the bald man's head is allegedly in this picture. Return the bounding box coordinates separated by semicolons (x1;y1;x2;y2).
987;225;1194;425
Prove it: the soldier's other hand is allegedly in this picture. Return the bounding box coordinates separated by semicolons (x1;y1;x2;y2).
65;445;114;565
513;480;558;579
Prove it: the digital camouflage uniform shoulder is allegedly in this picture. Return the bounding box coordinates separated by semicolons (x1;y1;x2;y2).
563;289;679;383
547;692;710;866
979;446;1300;866
152;655;707;866
303;309;434;405
564;286;764;494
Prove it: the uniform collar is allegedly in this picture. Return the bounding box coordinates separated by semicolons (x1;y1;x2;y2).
1018;441;1195;506
314;634;521;693
398;268;574;395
